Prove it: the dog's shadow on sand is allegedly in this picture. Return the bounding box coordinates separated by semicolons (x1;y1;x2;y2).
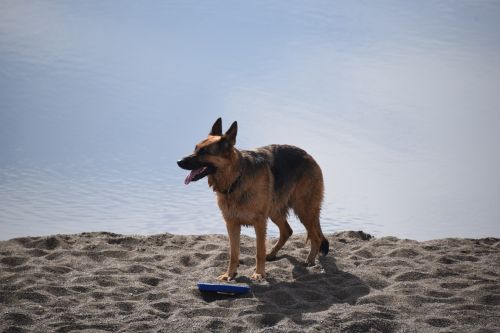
201;254;369;325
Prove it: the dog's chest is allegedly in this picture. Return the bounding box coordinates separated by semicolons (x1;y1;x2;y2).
217;192;259;223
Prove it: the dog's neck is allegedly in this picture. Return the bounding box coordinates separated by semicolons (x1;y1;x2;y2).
208;148;242;194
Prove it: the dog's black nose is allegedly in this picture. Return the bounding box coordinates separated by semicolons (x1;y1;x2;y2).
177;159;188;169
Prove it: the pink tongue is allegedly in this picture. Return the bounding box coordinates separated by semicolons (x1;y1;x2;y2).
184;167;205;185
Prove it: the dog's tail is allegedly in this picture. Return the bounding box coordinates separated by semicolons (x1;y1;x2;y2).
320;236;329;256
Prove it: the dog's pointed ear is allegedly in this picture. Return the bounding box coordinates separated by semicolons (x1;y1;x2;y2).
209;117;223;136
224;121;238;145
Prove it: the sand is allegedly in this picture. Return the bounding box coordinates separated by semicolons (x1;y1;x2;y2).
0;230;499;333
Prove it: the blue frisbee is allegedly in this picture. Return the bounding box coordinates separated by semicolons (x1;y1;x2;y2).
197;282;251;295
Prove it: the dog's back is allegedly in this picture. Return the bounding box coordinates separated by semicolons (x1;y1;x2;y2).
242;144;323;208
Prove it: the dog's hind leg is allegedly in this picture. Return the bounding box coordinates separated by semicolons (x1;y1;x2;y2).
291;174;329;265
295;207;324;265
266;213;293;261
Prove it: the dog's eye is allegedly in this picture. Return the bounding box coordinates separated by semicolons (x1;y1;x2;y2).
198;147;207;155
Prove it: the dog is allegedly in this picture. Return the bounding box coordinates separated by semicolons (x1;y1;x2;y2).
177;118;329;280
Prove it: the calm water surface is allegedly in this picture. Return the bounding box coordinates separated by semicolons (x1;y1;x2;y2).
1;1;500;241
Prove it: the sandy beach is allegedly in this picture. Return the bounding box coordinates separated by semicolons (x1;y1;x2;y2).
0;231;499;332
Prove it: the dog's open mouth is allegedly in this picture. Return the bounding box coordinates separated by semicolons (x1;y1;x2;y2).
178;155;216;184
184;166;214;185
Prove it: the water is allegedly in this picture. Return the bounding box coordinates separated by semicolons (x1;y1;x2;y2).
1;1;500;241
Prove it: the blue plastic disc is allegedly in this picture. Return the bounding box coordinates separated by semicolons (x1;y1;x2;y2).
197;282;251;295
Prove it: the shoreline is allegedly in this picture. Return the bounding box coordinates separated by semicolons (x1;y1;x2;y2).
1;231;499;332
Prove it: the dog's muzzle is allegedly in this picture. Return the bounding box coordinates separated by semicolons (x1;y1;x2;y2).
177;156;215;184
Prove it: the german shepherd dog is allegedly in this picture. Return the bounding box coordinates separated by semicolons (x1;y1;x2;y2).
177;118;329;280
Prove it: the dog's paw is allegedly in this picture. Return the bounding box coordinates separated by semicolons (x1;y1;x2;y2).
217;272;236;281
304;259;316;267
251;272;265;280
266;253;277;261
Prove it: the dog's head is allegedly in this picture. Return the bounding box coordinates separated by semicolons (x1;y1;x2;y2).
177;118;238;184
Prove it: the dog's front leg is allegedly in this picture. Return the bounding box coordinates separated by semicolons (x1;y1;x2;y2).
217;222;240;281
252;221;267;280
